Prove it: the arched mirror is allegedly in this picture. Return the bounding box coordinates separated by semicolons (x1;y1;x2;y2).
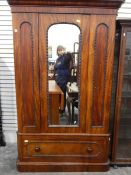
48;23;81;126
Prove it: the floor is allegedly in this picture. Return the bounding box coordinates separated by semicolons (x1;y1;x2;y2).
0;143;131;175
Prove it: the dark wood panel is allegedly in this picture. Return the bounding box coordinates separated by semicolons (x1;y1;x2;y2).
87;15;116;134
12;13;40;132
92;24;108;126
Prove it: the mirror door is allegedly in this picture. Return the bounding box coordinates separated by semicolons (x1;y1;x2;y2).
39;14;89;133
48;24;80;125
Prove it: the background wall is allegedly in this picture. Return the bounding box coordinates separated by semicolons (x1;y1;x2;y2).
0;0;131;143
0;0;17;143
117;0;131;19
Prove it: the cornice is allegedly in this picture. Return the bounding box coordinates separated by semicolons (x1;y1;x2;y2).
7;0;125;9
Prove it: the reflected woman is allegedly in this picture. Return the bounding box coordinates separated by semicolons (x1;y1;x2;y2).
54;45;72;112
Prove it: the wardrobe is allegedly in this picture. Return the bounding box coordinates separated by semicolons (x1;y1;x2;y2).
111;20;131;165
7;0;124;172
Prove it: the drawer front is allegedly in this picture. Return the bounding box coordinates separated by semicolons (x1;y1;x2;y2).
26;141;100;156
22;138;109;163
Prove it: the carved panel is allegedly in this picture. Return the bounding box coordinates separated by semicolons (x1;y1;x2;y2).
92;23;108;127
20;22;36;126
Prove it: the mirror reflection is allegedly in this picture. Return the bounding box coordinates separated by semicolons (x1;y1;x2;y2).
48;23;80;125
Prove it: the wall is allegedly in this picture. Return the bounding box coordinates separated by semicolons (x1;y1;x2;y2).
117;0;131;19
0;0;131;143
0;0;17;143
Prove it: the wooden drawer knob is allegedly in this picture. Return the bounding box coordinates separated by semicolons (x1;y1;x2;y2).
35;146;41;152
87;147;93;153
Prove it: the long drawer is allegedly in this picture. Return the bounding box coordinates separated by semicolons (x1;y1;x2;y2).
19;135;109;163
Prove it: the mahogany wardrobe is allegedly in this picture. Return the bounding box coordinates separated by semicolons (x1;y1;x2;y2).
7;0;124;172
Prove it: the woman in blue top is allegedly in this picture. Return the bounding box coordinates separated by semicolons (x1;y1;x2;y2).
54;45;72;112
